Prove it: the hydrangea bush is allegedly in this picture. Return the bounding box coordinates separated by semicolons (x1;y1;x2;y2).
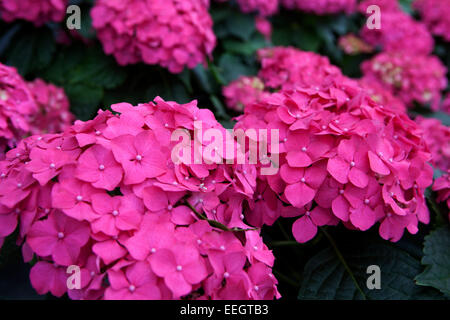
0;0;448;301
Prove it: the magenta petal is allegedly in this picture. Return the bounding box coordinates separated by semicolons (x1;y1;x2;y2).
170;206;195;225
27;234;57;258
134;283;161;300
331;195;350;221
30;262;67;297
310;206;333;226
52;184;76;209
182;260;207;284
164;271;191;297
279;164;303;184
286;150;312;167
92;215;118;236
368;151;390;175
143;186;168;212
53;241;80;266
292;216;317;243
327;157;350;184
284;182;315;208
0;212;17;237
124;234;150;261
349;206;376;231
148;249;176;277
93;240;127;265
348;167;369;188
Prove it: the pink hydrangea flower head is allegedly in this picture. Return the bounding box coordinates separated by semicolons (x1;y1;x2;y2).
257;46;343;91
281;0;357;15
235;75;433;243
358;78;407;114
0;97;279;300
432;172;450;219
359;10;434;55
236;0;279;16
361;52;447;110
0;0;67;26
0;65;74;157
26;79;74;135
0;63;38;153
415;116;450;172
414;0;450;41
91;0;216;73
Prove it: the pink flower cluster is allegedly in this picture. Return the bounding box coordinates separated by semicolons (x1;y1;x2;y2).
415;117;450;172
0;63;39;154
0;63;73;156
257;47;343;91
359;9;434;55
0;97;279;300
0;0;67;26
91;0;216;73
235;76;433;243
433;172;450;218
361;52;447;110
255;16;273;40
281;0;357;15
414;0;450;42
222;76;269;112
357;78;407;114
26;79;74;136
237;0;279;16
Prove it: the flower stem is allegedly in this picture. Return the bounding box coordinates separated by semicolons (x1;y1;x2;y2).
321;227;367;300
269;241;302;247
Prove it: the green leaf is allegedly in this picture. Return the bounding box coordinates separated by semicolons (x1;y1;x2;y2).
299;243;444;300
271;27;294;47
65;83;103;121
0;23;21;56
4;27;56;76
193;64;214;94
292;29;321;52
415;227;450;296
218;54;255;84
225;13;255;41
67;48;126;89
